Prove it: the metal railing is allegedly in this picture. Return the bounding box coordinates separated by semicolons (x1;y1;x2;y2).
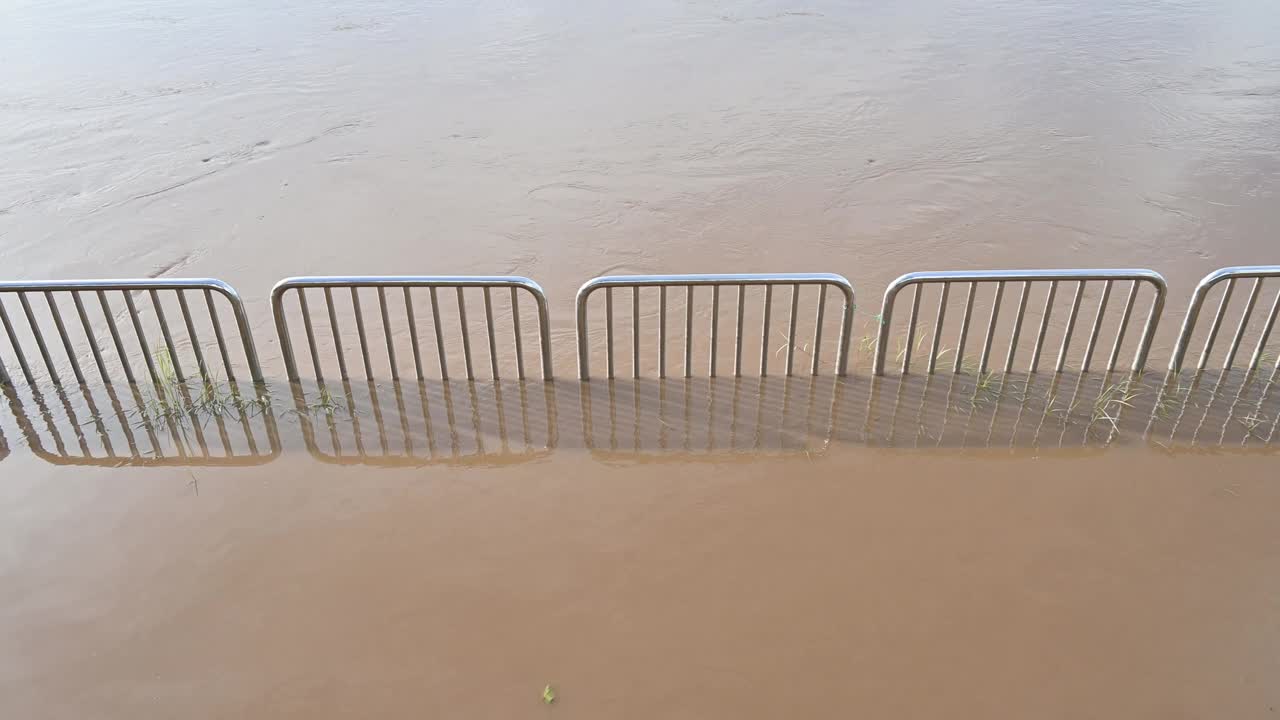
271;276;553;383
575;273;855;380
0;265;1274;391
1168;266;1280;375
0;278;263;387
873;269;1166;376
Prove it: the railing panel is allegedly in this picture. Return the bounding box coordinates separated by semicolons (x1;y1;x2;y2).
873;269;1166;377
271;276;553;382
1169;266;1280;375
575;273;854;380
0;279;263;388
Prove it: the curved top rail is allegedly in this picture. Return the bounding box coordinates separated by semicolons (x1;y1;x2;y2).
1189;266;1280;285
577;273;852;294
272;275;546;296
883;268;1166;287
0;277;244;296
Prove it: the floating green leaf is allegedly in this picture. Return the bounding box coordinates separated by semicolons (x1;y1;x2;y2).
542;684;556;705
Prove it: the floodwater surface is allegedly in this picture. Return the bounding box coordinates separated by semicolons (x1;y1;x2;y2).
3;0;1280;717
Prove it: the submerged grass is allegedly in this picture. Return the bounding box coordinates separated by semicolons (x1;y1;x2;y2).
294;383;351;417
1151;376;1191;421
1086;379;1142;437
1237;410;1271;441
133;346;272;428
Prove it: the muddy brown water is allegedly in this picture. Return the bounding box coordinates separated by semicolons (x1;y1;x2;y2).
4;0;1280;717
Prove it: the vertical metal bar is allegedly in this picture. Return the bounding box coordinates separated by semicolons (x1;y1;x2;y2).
1080;279;1113;373
1197;278;1236;371
734;285;745;377
510;287;525;380
175;290;208;382
273;290;299;383
96;291;134;384
902;284;922;374
72;291;109;384
759;284;773;376
835;283;854;377
324;287;348;381
952;282;976;373
0;297;35;384
710;285;721;377
1004;281;1031;374
1223;277;1262;371
0;349;8;386
45;292;85;385
429;287;449;380
1029;280;1058;373
1106;281;1139;373
456;287;474;380
219;285;263;385
978;281;1006;375
123;291;160;386
658;286;667;378
1054;281;1086;373
297;289;324;381
685;286;695;378
605;286;615;379
1247;286;1280;374
811;286;827;375
377;287;399;381
19;294;60;384
927;282;950;374
203;289;235;382
785;284;800;376
350;287;374;380
149;289;183;382
404;287;424;381
532;290;552;381
632;287;641;379
483;286;499;380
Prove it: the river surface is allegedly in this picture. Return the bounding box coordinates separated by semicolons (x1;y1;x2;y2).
3;0;1280;717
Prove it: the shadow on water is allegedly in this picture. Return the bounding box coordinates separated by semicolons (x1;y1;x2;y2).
3;367;1279;468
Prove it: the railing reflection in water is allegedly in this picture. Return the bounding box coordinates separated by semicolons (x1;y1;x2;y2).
1;379;279;466
1147;366;1280;449
576;377;846;457
865;368;1280;450
864;371;1155;449
290;379;557;466
4;373;1279;467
